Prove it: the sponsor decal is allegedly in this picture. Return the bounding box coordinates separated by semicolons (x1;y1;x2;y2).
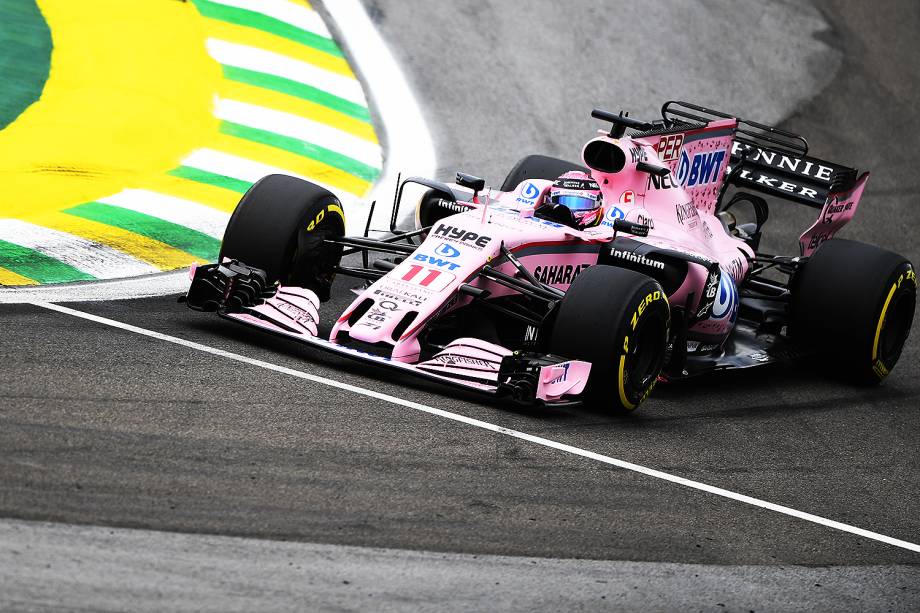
807;232;831;251
433;354;494;369
532;263;591;285
675;201;699;226
601;206;626;228
730;141;836;183
711;272;738;321
701;220;713;239
399;263;456;291
357;305;395;330
433;223;492;249
619;190;635;205
557;178;600;190
373;288;425;307
695;269;720;319
610;248;665;271
629;145;647;164
629;290;664;331
636;213;655;229
726;254;745;280
727;167;821;201
647;171;678;190
435;198;475;214
435;243;460;258
547;362;571;385
822;199;853;224
516;181;541;205
656;134;684;162
413;253;461;271
676;149;726;188
274;301;315;328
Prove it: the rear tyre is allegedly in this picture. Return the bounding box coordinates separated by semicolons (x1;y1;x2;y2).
791;239;916;383
500;154;588;192
549;266;670;411
220;174;345;301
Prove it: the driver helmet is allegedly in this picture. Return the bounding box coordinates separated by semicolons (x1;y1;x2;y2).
541;171;604;229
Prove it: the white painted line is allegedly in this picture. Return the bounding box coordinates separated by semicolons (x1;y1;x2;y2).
30;301;920;555
0;220;159;279
323;0;437;232
98;190;231;239
215;98;382;168
207;39;368;106
207;0;332;39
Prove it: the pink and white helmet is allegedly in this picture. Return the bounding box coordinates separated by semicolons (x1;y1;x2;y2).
542;171;604;229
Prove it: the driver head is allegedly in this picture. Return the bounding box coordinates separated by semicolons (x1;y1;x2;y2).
539;171;603;230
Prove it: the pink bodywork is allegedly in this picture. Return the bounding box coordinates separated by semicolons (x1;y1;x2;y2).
220;117;808;401
799;172;869;256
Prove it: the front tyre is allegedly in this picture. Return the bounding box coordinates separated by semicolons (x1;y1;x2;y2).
549;266;670;411
219;174;345;301
791;239;916;383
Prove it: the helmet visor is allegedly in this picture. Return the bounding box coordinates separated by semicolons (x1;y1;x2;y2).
554;194;599;211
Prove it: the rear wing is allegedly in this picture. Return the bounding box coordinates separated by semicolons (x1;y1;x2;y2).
630;101;868;256
659;100;861;209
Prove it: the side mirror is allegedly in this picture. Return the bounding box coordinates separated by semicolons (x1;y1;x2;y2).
456;172;486;193
613;217;650;237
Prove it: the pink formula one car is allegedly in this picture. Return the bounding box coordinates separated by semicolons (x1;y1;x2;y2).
183;102;916;411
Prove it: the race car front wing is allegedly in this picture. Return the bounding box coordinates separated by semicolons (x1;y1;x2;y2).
181;261;590;406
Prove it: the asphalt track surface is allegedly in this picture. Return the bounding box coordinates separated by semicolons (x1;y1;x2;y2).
2;0;920;610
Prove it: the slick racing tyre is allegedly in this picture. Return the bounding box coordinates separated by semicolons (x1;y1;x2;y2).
791;238;916;384
549;266;670;411
499;154;588;192
220;174;345;301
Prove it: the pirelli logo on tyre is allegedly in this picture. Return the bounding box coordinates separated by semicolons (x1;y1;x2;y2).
630;290;664;330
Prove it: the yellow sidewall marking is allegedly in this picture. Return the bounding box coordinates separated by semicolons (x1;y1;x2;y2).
218;80;377;142
872;282;898;361
203;20;354;77
327;203;345;222
30;212;199;269
0;0;221;219
617;354;636;411
0;268;39;286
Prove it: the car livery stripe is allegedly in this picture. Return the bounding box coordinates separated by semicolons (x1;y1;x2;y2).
0;0;380;287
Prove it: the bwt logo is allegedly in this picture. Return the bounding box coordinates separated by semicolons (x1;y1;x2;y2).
676;149;726;188
413;253;461;271
522;182;540;199
435;243;460;258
